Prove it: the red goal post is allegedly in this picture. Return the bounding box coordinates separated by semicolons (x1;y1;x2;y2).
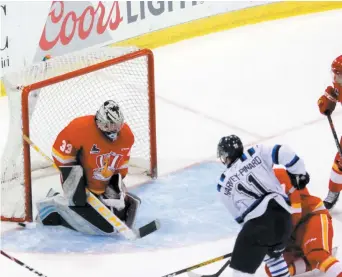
1;47;157;222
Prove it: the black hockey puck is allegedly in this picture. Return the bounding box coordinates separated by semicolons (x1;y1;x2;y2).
18;223;26;227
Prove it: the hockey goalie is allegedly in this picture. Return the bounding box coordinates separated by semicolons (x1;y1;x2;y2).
35;100;141;235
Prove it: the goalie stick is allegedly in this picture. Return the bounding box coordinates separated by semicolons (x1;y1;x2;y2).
22;134;160;240
18;219;160;239
161;252;232;277
1;250;48;277
85;190;160;239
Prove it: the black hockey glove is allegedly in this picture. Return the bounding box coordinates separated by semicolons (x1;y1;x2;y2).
287;171;310;190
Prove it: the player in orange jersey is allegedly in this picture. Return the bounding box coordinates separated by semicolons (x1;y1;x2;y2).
318;55;342;209
36;100;141;235
265;168;342;277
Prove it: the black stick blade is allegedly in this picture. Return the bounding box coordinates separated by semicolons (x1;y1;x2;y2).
138;219;160;238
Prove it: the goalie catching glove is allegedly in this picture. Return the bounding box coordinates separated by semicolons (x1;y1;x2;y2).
99;173;126;212
99;173;141;228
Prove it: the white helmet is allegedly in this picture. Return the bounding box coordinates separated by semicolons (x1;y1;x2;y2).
95;100;124;141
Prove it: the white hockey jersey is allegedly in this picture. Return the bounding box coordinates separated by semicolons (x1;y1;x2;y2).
217;144;307;224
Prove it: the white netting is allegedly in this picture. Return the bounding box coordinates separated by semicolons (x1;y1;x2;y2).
1;46;156;221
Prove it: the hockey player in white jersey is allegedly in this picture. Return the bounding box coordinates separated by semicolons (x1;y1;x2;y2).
216;135;310;277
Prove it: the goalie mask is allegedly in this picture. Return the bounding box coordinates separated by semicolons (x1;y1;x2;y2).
95;100;124;141
217;135;244;166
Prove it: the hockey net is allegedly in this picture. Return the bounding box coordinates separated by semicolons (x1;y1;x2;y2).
0;46;157;222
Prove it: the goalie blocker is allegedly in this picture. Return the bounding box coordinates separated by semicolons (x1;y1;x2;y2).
36;165;141;236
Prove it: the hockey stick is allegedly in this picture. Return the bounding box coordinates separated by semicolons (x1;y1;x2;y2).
161;253;232;277
187;259;231;277
188;246;340;277
22;134;160;240
86;190;160;239
327;114;342;156
1;250;48;277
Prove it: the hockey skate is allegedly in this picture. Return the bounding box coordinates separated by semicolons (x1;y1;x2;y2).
323;190;340;210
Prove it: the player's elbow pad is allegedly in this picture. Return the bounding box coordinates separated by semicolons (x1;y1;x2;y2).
272;144;306;174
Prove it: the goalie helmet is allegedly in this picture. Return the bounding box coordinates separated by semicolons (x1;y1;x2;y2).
95;100;124;141
332;55;342;87
217;135;243;166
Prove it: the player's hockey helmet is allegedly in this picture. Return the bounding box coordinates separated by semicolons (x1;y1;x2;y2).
95;100;124;141
332;55;342;86
217;135;243;166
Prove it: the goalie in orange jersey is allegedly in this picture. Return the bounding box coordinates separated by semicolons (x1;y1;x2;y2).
36;100;141;235
317;55;342;209
265;168;342;277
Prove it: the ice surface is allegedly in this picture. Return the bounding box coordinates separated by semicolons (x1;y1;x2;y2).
1;162;241;254
1;8;342;277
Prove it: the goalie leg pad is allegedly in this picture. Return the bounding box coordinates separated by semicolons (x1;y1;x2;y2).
36;193;67;223
59;165;86;206
37;190;62;226
69;206;116;234
37;193;118;235
124;192;141;228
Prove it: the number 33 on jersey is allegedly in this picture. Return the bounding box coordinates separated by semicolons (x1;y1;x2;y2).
52;115;134;194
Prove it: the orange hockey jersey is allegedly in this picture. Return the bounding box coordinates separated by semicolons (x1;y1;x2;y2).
52;115;134;195
274;168;328;228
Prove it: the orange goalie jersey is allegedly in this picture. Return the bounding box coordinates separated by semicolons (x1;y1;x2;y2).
52;115;134;195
